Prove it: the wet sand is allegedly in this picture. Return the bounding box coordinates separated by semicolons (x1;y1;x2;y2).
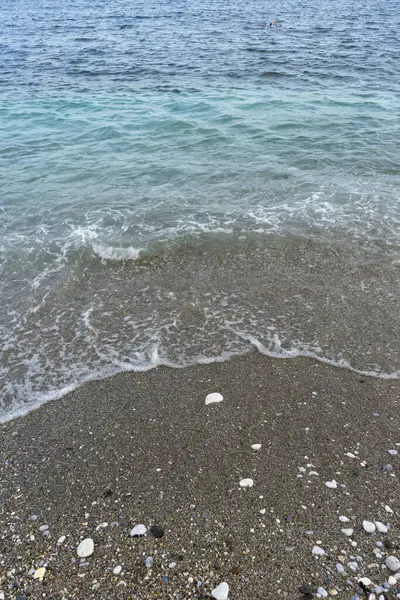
1;353;400;599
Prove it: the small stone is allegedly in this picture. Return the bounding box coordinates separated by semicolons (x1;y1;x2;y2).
359;577;372;586
28;515;38;521
299;584;315;596
388;576;397;585
385;556;400;572
363;520;376;534
239;478;254;488
145;556;153;568
205;393;223;405
77;538;94;558
317;587;328;597
231;565;240;575
383;464;394;472
33;567;46;581
39;524;49;532
375;521;388;534
336;563;345;574
251;444;261;450
385;505;394;514
346;453;356;458
342;528;353;536
57;535;66;545
168;562;176;569
113;565;122;575
339;516;349;522
325;480;337;489
211;582;229;600
259;509;266;515
388;449;398;456
130;524;147;537
312;546;325;556
149;525;164;539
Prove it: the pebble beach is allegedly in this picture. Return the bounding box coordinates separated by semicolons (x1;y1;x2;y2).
1;353;400;599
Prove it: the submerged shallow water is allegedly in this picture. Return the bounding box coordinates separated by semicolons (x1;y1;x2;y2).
1;0;400;420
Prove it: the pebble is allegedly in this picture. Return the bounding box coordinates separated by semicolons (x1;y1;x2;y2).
339;516;349;522
39;524;49;532
317;587;328;597
57;535;66;545
77;538;94;558
239;478;254;488
145;557;154;569
260;509;266;515
383;464;394;472
359;577;372;586
113;565;122;575
205;393;223;405
342;529;354;537
312;546;326;556
336;563;345;574
149;525;165;539
375;521;388;534
325;480;338;489
33;567;46;581
168;562;177;569
385;556;400;572
388;449;398;456
385;505;394;514
388;576;397;586
363;520;376;534
130;524;147;537
251;444;261;450
211;582;229;600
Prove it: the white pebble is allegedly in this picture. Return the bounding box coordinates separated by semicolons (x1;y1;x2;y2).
342;528;354;537
359;577;372;586
363;520;376;534
336;563;345;574
385;556;400;572
205;393;223;405
317;587;328;597
388;575;397;586
346;452;356;458
325;480;337;489
339;516;349;522
168;562;177;569
57;535;66;545
77;538;94;558
251;444;261;450
385;505;394;514
211;582;229;600
113;565;122;575
312;545;325;556
259;508;266;515
130;524;147;537
33;567;46;581
39;524;49;532
375;521;388;534
239;478;254;488
388;449;398;456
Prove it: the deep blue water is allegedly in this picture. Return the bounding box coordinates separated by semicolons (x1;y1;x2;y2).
1;0;400;420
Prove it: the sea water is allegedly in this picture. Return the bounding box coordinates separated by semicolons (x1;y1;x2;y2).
0;0;400;420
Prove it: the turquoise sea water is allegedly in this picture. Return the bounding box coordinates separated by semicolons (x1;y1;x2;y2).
1;0;400;419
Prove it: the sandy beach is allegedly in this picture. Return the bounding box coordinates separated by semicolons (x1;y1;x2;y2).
1;353;400;599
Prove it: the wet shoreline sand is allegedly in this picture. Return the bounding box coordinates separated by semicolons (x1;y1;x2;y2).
1;352;400;599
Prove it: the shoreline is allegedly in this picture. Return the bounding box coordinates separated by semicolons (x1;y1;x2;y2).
1;352;400;598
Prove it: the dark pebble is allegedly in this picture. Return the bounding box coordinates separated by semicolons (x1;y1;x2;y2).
149;525;165;539
104;488;113;497
231;566;240;575
299;583;315;597
384;539;395;549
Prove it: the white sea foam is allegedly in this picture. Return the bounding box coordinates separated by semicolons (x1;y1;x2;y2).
92;244;143;261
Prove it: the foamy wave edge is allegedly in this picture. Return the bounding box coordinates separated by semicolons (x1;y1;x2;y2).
1;342;399;425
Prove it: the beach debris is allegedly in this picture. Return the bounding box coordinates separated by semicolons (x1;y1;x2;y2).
385;556;400;572
211;582;229;600
33;567;46;581
325;480;337;489
205;393;223;405
130;524;147;537
77;538;94;558
239;478;254;488
342;528;354;537
363;521;376;534
375;521;388;533
113;565;122;575
149;525;164;538
312;545;325;556
251;444;261;450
